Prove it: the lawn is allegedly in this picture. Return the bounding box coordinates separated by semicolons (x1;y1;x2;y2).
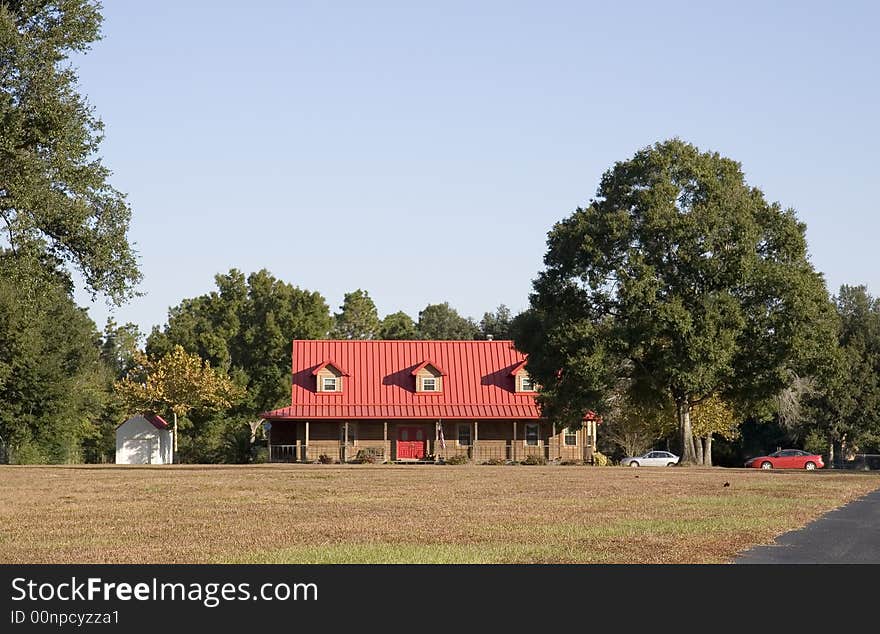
1;464;878;564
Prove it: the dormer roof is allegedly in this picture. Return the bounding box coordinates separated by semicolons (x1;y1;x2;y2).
410;360;446;376
509;360;528;376
311;360;350;376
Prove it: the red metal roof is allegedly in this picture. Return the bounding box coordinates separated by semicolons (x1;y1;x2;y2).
115;413;170;430
261;340;543;420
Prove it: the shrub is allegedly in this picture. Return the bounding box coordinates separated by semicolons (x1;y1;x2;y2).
483;457;507;465
444;454;468;465
591;451;610;466
520;454;547;466
10;442;47;465
318;453;334;464
251;447;269;464
559;459;583;466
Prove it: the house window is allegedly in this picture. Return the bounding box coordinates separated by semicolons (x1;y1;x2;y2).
322;377;338;392
520;375;535;392
564;428;577;446
457;424;472;447
422;377;438;392
525;423;539;446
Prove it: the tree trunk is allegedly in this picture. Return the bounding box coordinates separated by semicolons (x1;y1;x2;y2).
173;411;178;464
677;399;697;465
694;433;704;465
704;434;712;467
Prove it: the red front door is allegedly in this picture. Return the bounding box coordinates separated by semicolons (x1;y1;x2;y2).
397;426;425;459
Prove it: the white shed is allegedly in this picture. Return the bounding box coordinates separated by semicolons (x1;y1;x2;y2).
115;413;173;464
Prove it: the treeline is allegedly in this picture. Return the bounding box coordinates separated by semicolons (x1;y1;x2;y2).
0;264;515;463
3;255;878;465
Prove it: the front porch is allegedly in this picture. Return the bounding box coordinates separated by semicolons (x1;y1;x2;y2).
266;420;598;464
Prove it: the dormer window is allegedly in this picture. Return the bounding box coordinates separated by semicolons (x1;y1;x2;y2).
412;360;445;394
510;360;536;392
312;360;349;393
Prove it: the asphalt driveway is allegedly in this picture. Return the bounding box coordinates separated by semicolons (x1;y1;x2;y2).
736;486;880;563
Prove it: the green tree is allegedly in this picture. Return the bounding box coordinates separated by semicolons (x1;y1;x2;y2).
806;285;880;460
379;311;417;340
0;257;112;463
146;269;332;461
101;319;143;378
516;139;837;464
417;302;478;340
479;304;513;340
331;289;380;339
115;345;243;462
0;1;140;303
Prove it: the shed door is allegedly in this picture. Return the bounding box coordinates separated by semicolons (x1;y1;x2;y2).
397;427;425;460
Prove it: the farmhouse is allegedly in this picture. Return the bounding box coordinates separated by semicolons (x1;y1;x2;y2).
115;413;173;464
260;339;598;463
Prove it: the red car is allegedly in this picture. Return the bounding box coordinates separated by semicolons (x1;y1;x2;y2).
744;449;824;470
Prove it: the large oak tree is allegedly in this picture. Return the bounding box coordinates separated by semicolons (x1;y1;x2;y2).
516;139;837;464
0;0;140;302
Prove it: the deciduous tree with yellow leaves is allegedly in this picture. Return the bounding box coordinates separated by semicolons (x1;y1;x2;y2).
690;395;739;466
115;345;243;462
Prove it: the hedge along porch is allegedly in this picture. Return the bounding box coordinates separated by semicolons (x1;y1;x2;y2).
261;340;599;464
264;419;599;463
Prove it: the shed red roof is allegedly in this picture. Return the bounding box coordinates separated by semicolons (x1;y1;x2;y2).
261;340;544;420
116;413;170;430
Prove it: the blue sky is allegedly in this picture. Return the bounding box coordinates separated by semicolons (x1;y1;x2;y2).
73;1;880;335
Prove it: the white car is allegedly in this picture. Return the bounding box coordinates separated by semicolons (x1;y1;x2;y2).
620;451;680;467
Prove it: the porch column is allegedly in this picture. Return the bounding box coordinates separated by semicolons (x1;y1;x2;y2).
552;422;557;461
473;421;479;463
343;421;349;463
512;421;517;462
304;421;309;462
267;425;272;462
434;421;440;463
383;421;389;463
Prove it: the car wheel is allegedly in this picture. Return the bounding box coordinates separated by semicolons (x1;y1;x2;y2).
761;461;773;470
667;462;676;467
805;461;816;470
629;461;639;467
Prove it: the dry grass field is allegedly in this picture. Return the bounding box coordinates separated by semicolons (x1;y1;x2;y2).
1;464;878;564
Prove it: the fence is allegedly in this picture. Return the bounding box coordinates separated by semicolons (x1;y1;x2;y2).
834;454;880;471
268;442;593;464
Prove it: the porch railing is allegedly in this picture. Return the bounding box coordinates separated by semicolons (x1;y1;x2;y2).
269;444;299;463
268;442;594;464
461;444;593;464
